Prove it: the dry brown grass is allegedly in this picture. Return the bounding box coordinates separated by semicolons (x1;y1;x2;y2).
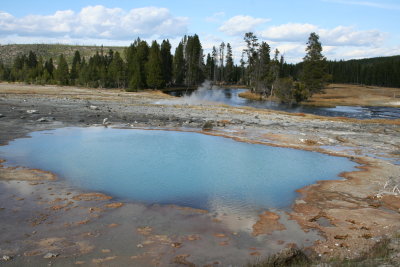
0;82;174;101
238;90;266;101
303;139;318;146
304;84;400;107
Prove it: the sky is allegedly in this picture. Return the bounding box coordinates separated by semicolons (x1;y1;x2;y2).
1;0;399;63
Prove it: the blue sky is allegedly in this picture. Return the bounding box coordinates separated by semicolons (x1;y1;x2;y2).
1;0;399;62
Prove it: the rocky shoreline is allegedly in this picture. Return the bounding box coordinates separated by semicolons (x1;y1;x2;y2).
0;83;399;266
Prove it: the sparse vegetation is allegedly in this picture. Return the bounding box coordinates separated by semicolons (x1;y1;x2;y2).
249;237;399;267
238;90;266;101
247;248;311;267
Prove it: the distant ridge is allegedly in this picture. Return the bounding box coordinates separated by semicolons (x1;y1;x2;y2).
0;44;126;66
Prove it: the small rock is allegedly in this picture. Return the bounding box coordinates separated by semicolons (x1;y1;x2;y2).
171;242;182;248
136;244;143;248
43;252;58;259
37;117;54;122
0;114;4;118
89;105;99;110
2;255;12;261
202;121;214;131
27;109;38;114
334;234;348;240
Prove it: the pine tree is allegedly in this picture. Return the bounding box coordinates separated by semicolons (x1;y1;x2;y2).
78;58;89;86
205;53;214;81
146;41;165;89
70;51;81;85
129;61;145;90
212;46;218;83
219;42;225;82
24;51;38;83
302;32;328;94
173;42;185;85
125;40;137;85
127;39;149;90
27;51;38;69
108;51;126;88
257;42;272;93
55;54;69;85
43;58;55;83
35;56;44;84
0;61;7;81
225;43;234;83
184;34;204;86
160;40;173;86
243;32;260;89
87;52;101;87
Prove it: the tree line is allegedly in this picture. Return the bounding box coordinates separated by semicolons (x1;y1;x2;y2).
326;56;400;87
280;55;400;89
0;33;310;98
0;32;397;103
0;35;207;91
0;34;244;91
238;32;329;103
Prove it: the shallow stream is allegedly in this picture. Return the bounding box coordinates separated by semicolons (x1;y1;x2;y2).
166;88;400;119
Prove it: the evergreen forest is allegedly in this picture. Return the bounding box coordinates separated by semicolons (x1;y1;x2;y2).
0;33;399;103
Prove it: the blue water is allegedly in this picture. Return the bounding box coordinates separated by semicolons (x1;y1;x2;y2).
0;127;358;212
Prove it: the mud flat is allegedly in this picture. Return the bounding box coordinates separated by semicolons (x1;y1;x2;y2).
0;83;399;266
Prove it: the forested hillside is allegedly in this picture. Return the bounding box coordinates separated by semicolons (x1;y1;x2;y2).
0;44;125;66
327;56;400;88
285;56;400;88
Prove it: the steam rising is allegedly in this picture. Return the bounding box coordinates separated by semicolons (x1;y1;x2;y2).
155;80;226;105
181;80;225;105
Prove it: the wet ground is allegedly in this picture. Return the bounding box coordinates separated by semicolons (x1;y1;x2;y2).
0;83;399;266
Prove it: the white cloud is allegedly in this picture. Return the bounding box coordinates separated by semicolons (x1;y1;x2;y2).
260;23;385;47
0;5;188;40
319;26;385;46
219;15;270;36
261;23;318;42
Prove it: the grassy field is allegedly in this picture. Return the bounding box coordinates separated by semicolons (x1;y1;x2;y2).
0;44;126;65
304;83;400;107
238;84;400;108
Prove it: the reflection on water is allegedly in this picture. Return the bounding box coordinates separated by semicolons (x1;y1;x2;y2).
166;88;400;119
0;127;358;214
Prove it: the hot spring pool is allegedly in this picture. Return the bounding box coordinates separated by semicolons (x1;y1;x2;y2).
0;127;358;212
